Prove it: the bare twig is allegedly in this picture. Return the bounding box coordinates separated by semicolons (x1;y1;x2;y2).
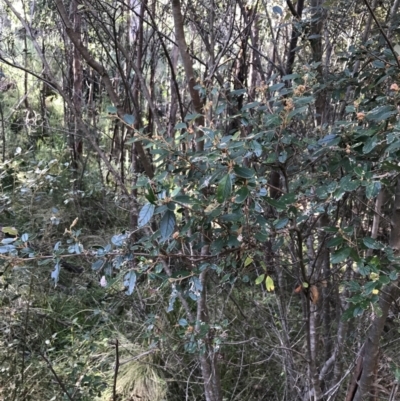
39;352;75;401
112;339;120;401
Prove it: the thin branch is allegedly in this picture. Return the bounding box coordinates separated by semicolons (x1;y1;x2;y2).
39;352;75;401
112;339;119;401
361;0;400;68
286;0;299;18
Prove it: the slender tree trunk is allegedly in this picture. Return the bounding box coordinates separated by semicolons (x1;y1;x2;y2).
171;0;205;151
54;0;154;179
309;0;326;126
0;98;5;162
168;45;179;138
71;0;83;180
352;180;400;400
196;269;222;401
285;0;305;75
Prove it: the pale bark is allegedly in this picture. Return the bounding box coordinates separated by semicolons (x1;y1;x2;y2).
54;0;154;178
310;0;327;126
171;0;205;152
352;179;400;400
195;269;222;401
71;0;83;174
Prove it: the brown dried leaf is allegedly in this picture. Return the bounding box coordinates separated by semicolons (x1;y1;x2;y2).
294;285;303;294
310;285;319;304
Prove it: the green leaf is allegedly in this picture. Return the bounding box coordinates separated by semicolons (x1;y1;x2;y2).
272;5;283;15
160;210;176;240
1;238;16;245
1;226;18;236
123;114;135;125
386;140;400;154
124;271;137;295
235;186;249;203
175;122;187;130
255;232;268;242
354;166;365;176
242;101;260;110
220;213;242;222
366;105;397;122
91;259;104;271
184;113;202;122
174;195;199;205
215;104;227;114
268;83;285;92
340;175;360;192
326;236;343;247
244;256;253;267
322;226;339;233
353;306;364;317
363;237;383;250
111;233;127;247
342;306;356;321
282;73;300;81
288;106;308;118
255;274;265;285
378;275;390;285
138;203;155;227
145;185;157;204
331;247;351;264
366;181;381;199
230;89;247;96
347;280;361;291
106;105;117;114
358;263;370;276
274;217;289;229
364;280;378;295
217;174;232;203
265;276;275;291
293;96;315;106
265;197;286;210
278;151;287;163
318;134;338;147
233;165;254;178
363;135;378;154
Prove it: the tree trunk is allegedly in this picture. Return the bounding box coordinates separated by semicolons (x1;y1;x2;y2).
171;0;205;152
352;179;400;400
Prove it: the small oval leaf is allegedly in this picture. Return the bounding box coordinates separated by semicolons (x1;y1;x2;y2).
255;274;265;285
217;174;232;203
124;271;137;295
106;105;117;114
233;165;254;179
363;237;383;250
331;247;351;264
160;210;176;241
235;186;249;203
265;276;275;291
92;259;104;271
123;114;135;125
138;203;155;227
